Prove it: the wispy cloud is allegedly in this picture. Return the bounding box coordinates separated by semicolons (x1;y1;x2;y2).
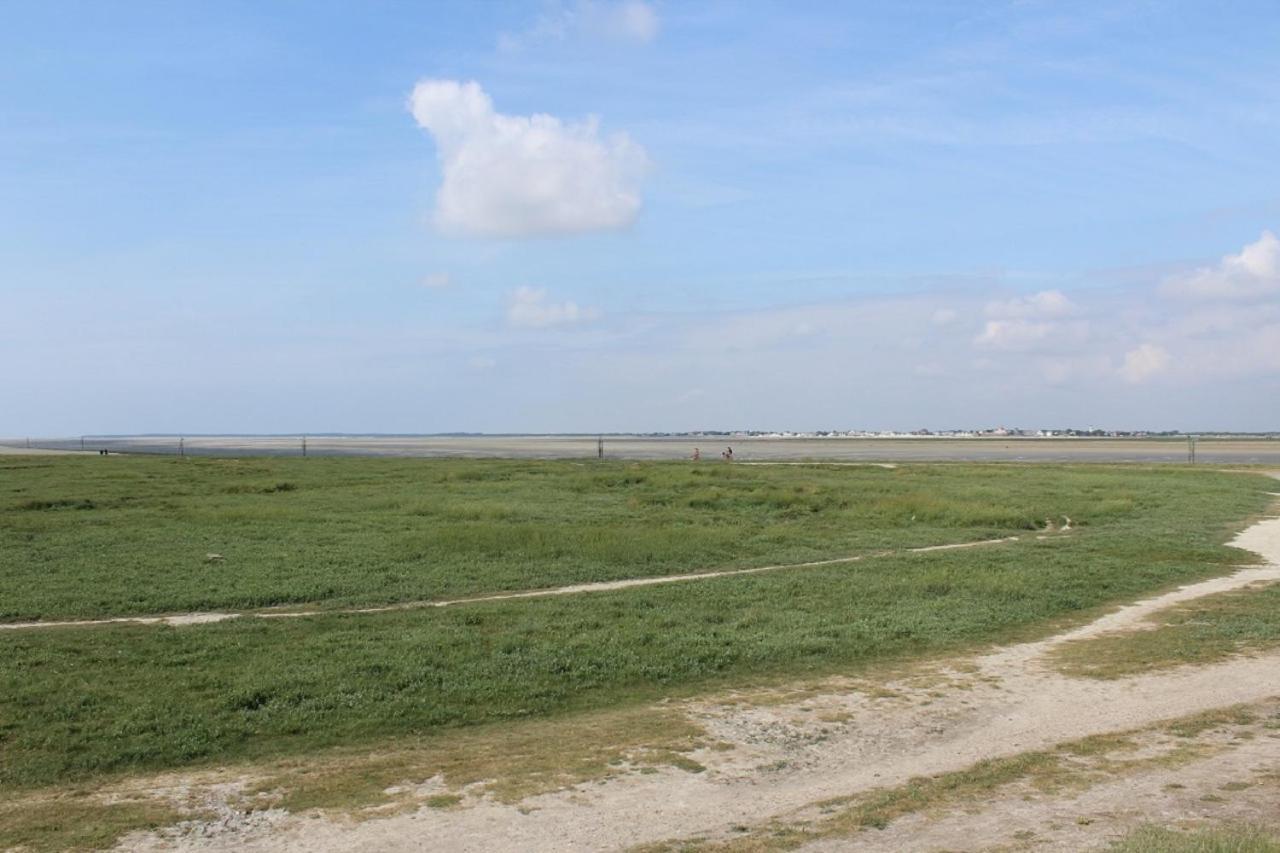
500;1;659;50
974;290;1085;351
1119;343;1170;383
506;286;601;328
984;290;1075;319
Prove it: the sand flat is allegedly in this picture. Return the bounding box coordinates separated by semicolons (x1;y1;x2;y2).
5;434;1279;463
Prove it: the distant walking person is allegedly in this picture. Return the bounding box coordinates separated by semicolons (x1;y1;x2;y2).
692;447;701;461
723;446;734;461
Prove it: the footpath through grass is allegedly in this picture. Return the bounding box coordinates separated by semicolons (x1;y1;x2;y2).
0;456;1245;620
0;460;1273;794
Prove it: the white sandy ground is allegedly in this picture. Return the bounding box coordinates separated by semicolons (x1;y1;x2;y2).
110;482;1280;852
0;533;1033;632
797;711;1280;853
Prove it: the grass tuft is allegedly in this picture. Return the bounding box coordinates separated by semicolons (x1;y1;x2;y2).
1110;824;1280;852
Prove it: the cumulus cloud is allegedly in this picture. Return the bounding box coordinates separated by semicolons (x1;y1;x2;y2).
501;1;659;49
506;286;600;328
409;80;648;237
1164;230;1280;300
1119;343;1171;383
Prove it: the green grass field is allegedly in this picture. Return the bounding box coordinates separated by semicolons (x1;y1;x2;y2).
0;457;1273;795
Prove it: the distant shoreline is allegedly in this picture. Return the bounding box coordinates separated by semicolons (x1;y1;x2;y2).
4;434;1278;464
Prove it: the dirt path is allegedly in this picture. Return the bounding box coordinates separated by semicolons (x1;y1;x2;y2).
120;495;1280;852
0;533;1029;632
799;706;1280;852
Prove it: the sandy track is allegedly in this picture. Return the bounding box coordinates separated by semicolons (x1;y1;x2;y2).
800;710;1280;852
1;533;1028;632
120;489;1280;852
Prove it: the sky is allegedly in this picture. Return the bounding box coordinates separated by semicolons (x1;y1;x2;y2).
3;0;1279;435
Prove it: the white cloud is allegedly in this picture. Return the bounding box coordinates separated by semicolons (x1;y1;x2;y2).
974;290;1084;351
506;286;601;328
421;272;451;289
1119;343;1170;383
974;319;1054;350
409;80;649;238
1164;231;1280;300
501;1;659;49
984;289;1075;319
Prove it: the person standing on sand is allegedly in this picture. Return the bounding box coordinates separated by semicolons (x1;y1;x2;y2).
724;446;734;461
692;448;700;461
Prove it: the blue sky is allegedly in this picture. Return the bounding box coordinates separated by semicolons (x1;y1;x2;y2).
3;1;1279;434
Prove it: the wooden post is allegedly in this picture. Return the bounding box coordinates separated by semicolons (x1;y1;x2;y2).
597;436;604;460
179;436;185;457
302;436;307;457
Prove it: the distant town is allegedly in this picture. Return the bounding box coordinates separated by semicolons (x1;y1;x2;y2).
674;429;1279;439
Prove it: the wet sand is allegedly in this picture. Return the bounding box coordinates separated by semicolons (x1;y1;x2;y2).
4;435;1278;463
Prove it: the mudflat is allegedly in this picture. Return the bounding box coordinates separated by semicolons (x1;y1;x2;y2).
6;434;1279;463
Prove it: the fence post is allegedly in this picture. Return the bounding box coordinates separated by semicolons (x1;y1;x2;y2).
179;436;185;458
302;436;307;457
597;436;604;460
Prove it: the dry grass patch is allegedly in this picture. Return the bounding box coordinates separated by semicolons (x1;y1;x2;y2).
1109;823;1280;852
248;704;708;814
0;704;707;851
0;792;192;853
